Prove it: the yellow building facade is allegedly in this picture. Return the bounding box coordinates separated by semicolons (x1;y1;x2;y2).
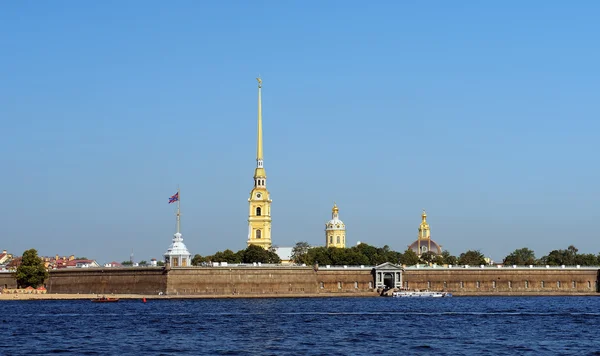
325;203;346;248
247;77;272;249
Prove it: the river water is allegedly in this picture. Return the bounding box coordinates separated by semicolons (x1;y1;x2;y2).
1;296;599;355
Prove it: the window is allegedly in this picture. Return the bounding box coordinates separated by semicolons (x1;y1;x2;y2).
460;281;464;288
354;282;358;289
541;281;545;288
492;281;496;288
525;280;529;289
256;229;262;239
572;281;576;288
427;281;431;289
320;282;324;289
508;281;512;288
421;246;428;253
256;207;261;216
443;281;447;288
476;281;480;289
329;236;333;244
588;281;592;289
557;281;561;288
338;282;342;289
336;236;340;244
369;281;373;289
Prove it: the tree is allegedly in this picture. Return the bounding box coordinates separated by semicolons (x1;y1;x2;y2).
400;249;419;266
121;261;133;266
75;257;87;260
503;248;537;266
157;261;165;267
241;245;281;264
420;251;443;265
441;250;458;265
15;249;48;288
191;254;206;266
291;242;311;264
458;250;486;266
212;249;241;263
138;260;148;266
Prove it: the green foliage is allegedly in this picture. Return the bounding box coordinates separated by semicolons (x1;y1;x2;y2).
420;251;443;265
241;245;281;263
15;249;48;288
75;257;87;260
212;249;242;264
458;250;486;266
441;250;458;265
291;242;311;264
503;248;537;266
157;261;165;266
539;245;598;266
400;249;420;266
191;254;207;266
121;261;133;266
138;260;148;266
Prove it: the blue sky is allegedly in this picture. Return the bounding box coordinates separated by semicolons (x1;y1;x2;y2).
1;1;598;263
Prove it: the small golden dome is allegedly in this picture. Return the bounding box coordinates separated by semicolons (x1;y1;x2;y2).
332;202;339;214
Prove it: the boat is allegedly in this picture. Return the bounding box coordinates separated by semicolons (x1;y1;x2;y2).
392;290;452;298
91;296;120;303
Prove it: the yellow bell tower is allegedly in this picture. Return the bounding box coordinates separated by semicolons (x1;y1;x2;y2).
325;203;346;248
417;209;431;253
247;77;272;249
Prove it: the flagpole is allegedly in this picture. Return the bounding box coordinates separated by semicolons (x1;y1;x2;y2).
176;185;181;234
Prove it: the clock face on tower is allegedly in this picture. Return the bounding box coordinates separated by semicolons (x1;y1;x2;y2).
256;193;262;199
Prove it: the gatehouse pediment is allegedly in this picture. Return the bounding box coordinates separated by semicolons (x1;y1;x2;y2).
374;262;404;271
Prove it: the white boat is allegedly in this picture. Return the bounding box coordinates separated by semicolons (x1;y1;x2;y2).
392;290;452;298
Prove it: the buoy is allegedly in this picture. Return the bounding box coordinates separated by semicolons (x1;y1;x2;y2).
142;297;146;303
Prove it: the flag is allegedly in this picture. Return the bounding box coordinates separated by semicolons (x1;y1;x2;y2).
169;192;179;204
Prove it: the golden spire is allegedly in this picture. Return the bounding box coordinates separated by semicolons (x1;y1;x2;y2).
332;202;339;214
256;77;263;161
422;209;427;222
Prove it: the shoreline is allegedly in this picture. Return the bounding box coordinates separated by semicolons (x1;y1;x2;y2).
1;291;599;301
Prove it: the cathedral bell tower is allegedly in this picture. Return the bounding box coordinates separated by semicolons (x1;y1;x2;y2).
247;77;272;249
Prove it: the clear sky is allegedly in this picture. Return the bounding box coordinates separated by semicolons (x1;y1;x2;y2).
1;1;598;263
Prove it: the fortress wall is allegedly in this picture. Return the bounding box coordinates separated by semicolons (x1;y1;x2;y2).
315;268;374;293
47;268;166;295
167;267;319;295
403;268;599;294
0;273;17;289
166;267;376;296
4;266;597;296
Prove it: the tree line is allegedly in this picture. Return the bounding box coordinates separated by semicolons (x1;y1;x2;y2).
191;245;281;265
503;245;600;266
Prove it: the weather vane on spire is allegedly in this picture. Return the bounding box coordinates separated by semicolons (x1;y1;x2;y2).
256;76;262;88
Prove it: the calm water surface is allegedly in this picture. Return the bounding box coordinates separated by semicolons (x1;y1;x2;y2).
1;297;600;355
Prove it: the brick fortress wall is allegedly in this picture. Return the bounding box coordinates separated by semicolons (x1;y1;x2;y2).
403;267;600;295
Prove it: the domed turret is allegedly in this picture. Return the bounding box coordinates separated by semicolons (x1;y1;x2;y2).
408;209;442;256
325;202;346;248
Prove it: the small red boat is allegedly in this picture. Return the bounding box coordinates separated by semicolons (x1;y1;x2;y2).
91;296;120;303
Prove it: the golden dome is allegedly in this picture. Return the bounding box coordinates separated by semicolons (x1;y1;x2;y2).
332;202;339;214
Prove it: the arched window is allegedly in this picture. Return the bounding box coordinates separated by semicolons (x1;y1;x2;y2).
421;246;428;253
256;229;262;239
256;207;261;216
336;236;340;244
329;236;333;244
